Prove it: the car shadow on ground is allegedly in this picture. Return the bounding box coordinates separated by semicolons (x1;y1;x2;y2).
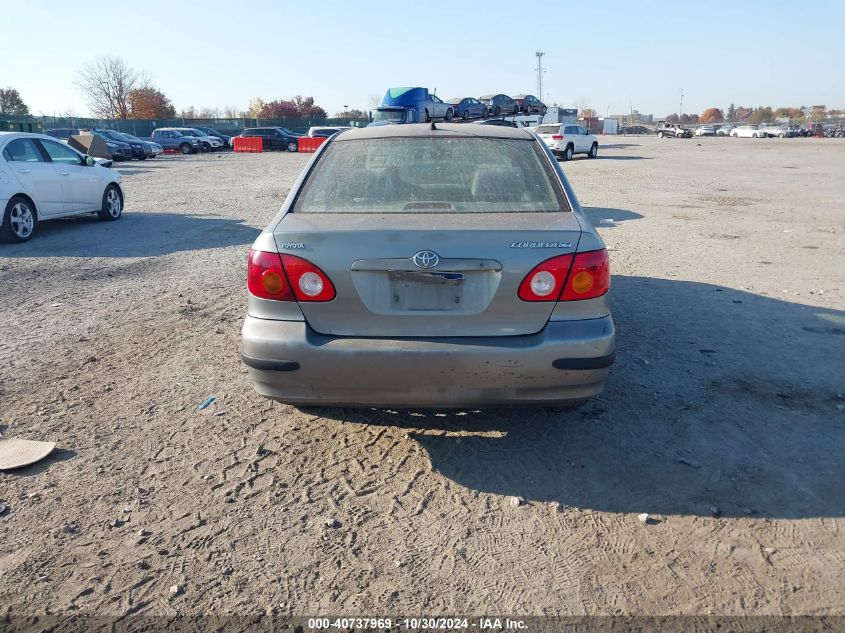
0;212;260;258
598;143;643;148
595;155;652;161
313;276;845;519
583;206;644;225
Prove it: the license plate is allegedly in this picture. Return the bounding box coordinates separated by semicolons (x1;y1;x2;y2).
388;271;464;311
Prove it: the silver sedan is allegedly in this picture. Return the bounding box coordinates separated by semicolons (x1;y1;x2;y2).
241;123;615;407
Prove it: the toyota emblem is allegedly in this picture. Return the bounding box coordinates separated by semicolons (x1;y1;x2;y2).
412;250;440;269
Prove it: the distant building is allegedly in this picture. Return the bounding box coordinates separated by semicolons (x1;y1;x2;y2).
609;111;653;126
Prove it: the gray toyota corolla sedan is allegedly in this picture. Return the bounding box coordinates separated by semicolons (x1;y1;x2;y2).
241;123;614;407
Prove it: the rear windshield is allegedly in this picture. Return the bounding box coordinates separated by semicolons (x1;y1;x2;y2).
293;137;567;214
535;125;560;135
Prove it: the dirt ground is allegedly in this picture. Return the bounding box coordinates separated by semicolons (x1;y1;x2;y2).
1;136;843;620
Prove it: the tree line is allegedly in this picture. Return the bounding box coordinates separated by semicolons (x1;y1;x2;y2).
665;104;839;126
2;56;335;121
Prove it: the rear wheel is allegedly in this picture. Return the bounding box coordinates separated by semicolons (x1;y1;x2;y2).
1;196;37;243
588;143;598;159
445;108;454;121
657;131;665;139
513;105;519;114
98;184;123;221
179;143;192;154
563;145;574;161
287;141;298;152
494;106;501;116
462;109;469;120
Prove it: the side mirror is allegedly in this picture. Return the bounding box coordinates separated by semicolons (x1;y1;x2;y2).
85;155;96;166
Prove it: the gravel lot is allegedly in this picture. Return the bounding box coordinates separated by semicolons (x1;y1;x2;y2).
1;136;843;619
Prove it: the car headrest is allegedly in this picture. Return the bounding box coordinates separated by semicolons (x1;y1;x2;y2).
471;168;525;201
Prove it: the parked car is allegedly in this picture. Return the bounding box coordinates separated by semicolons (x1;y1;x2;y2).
84;131;133;161
307;126;351;138
619;125;650;135
240;122;614;407
92;129;161;159
535;123;599;161
238;127;300;152
694;125;718;137
512;94;547;114
730;125;765;138
43;128;79;140
761;125;792;138
656;123;692;138
118;131;163;158
716;125;735;136
0;132;124;243
450;97;489;120
150;129;202;154
189;126;232;147
479;94;519;116
171;128;223;152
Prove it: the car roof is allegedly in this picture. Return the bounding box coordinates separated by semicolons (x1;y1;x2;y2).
335;122;534;141
0;131;64;143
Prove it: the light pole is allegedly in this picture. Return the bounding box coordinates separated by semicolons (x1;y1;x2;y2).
679;88;684;118
535;51;545;102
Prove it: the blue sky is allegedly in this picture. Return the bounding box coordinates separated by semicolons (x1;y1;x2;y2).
3;0;843;118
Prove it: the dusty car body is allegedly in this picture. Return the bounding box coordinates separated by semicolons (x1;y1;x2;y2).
241;123;615;407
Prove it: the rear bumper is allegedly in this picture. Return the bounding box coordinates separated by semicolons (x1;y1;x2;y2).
241;316;615;407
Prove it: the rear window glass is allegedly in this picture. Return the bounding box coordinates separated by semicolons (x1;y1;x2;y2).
293;137;567;214
535;125;560;135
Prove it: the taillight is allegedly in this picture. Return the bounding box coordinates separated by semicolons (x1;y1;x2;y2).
280;254;336;302
247;250;336;302
552;135;563;140
247;250;294;301
560;249;610;301
518;254;574;302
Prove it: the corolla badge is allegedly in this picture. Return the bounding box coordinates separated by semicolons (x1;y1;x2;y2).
412;250;440;269
510;241;572;248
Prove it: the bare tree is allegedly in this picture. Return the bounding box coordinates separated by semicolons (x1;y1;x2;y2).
368;93;382;109
572;97;592;118
76;56;147;119
222;105;242;118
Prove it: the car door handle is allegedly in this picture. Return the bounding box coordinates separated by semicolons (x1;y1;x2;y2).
59;171;70;176
17;169;31;174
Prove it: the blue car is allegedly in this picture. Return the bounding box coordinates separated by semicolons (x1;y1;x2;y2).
450;97;489;120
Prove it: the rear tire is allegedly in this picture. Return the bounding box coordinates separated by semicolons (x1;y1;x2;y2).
588;143;598;158
179;143;192;155
445;108;454;121
462;109;469;120
98;184;123;221
1;196;37;243
287;141;298;152
494;106;501;116
563;145;574;161
657;131;665;138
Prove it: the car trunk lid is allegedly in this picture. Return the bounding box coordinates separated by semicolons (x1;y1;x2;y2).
273;212;582;337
